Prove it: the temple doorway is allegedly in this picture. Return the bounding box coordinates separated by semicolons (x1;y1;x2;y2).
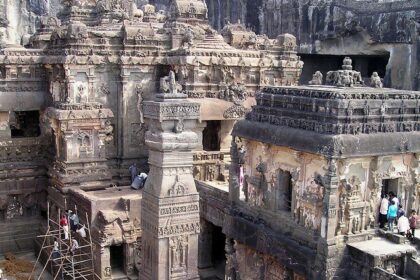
382;178;399;197
110;244;124;275
198;220;226;279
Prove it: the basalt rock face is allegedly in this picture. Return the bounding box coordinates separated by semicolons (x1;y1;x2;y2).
0;0;61;46
3;0;420;90
200;0;420;91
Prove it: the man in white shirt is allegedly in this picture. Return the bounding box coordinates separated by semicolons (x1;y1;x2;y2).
379;194;389;228
389;192;399;207
397;214;410;236
76;225;87;238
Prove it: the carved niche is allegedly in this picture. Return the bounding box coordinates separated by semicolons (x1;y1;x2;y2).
169;235;189;276
337;176;369;235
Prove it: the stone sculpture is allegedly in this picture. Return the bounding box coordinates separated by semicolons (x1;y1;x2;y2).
370;72;383;88
309;71;323;85
326;57;363;87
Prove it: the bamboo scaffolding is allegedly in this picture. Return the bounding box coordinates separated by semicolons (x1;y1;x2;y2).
28;201;96;280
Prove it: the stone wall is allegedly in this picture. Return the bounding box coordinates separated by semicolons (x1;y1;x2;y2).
198;0;420;90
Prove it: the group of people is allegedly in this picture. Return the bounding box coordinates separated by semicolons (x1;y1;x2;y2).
54;210;87;259
379;192;418;239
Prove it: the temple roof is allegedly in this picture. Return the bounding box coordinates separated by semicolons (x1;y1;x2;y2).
233;85;420;158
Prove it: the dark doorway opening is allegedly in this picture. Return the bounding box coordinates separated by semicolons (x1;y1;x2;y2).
110;245;124;271
198;221;226;280
202;121;221;151
211;225;226;271
298;54;390;86
10;111;41;138
277;169;293;212
382;179;399;197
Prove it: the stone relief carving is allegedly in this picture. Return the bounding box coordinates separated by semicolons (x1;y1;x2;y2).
169;235;188;274
99;83;110;95
75;83;88;103
6;197;23;220
160;70;182;95
223;105;250;119
135;84;144;124
168;175;187;197
337;176;369;235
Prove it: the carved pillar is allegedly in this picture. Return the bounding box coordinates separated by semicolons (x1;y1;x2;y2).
140;88;201;280
225;237;238;280
324;158;339;240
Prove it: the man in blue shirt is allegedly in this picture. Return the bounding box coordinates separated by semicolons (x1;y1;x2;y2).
387;200;398;232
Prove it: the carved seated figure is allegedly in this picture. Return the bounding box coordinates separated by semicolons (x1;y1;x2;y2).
339;71;353;87
370;72;383;88
309;71;323;85
159;71;183;95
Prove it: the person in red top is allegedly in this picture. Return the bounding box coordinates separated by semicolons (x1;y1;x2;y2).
409;210;418;239
59;214;69;240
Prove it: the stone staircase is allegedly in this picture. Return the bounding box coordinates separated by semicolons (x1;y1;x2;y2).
377;229;420;279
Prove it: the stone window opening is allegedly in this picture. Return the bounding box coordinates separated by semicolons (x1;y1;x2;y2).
10;111;41;138
202;120;221;151
276;169;293;212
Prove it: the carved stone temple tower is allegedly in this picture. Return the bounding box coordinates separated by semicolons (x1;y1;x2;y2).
140;72;201;280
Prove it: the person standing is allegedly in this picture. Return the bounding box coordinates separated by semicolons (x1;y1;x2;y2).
409;210;418;238
70;238;79;256
397;204;405;219
52;238;60;260
69;212;79;232
76;225;87;238
60;214;69;240
379;193;389;228
397;214;410;236
387;200;398;232
389;192;399;207
129;163;138;183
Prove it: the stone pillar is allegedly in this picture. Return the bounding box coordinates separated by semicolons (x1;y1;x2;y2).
324;158;339;240
140;85;201;280
225;237;238;280
198;219;213;269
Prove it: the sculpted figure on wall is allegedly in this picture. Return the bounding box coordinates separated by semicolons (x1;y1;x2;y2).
160;71;182;95
337;176;369;235
6;196;23;220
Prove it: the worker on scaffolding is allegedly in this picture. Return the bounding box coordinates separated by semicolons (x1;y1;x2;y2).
60;214;69;240
52;238;61;260
70;238;79;256
76;224;87;238
69;210;80;232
